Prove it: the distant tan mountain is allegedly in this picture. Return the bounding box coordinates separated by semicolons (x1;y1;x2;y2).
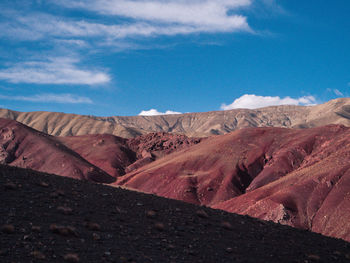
1;98;350;137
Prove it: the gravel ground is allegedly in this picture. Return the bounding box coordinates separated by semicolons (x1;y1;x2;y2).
1;164;350;263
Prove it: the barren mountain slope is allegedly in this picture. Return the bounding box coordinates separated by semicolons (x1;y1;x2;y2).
1;98;350;138
0;118;200;181
2;164;350;262
0;119;115;183
114;124;350;242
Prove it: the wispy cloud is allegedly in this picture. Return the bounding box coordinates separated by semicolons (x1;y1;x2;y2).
327;88;344;97
139;109;182;116
333;89;344;96
0;93;93;104
0;57;110;85
57;0;253;35
0;1;252;44
221;94;316;110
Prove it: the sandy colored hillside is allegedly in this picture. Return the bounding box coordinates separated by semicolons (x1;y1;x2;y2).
1;98;350;138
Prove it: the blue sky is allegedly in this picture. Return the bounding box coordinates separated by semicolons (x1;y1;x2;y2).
0;0;349;116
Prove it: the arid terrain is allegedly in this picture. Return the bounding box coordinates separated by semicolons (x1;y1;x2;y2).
1;114;350;244
1;98;350;138
1;165;350;262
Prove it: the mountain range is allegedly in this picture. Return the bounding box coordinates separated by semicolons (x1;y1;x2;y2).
2;97;350;243
1;98;350;138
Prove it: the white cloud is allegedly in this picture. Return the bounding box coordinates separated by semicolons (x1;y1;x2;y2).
138;109;182;116
0;93;93;104
0;2;251;43
221;94;316;110
333;89;343;96
57;0;252;34
0;57;110;85
326;88;344;96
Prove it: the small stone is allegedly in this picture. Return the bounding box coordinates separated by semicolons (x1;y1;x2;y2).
31;225;41;232
196;209;209;219
86;222;101;231
221;221;233;230
50;190;65;197
154;222;165;231
92;233;100;240
146;210;157;218
31;250;46;260
50;224;78;237
1;224;15;234
57;206;73;215
4;182;17;190
39;181;49;187
63;253;80;262
307;254;320;260
104;251;111;256
226;247;233;253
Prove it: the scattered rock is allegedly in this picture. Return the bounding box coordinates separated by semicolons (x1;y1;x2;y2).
85;222;101;231
31;225;41;232
38;181;49;187
31;250;46;260
92;233;100;240
226;247;233;253
154;222;165;231
4;182;17;190
221;221;233;230
63;253;80;262
146;210;157;218
1;224;15;234
50;224;78;237
307;254;320;260
50;190;65;197
57;206;73;215
196;209;209;219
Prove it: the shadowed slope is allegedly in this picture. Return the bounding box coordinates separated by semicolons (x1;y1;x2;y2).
1;164;350;262
114;125;350;242
1;98;350;138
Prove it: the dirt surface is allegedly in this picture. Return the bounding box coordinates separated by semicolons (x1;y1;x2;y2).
1;165;350;263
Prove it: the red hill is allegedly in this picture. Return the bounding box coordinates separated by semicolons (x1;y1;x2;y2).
114;125;350;242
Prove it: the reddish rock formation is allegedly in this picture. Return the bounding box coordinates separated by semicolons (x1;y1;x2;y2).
114;125;350;242
0;118;200;181
57;134;136;177
0;118;115;183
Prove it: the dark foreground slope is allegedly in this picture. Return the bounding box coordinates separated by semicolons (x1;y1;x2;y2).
1;165;350;263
